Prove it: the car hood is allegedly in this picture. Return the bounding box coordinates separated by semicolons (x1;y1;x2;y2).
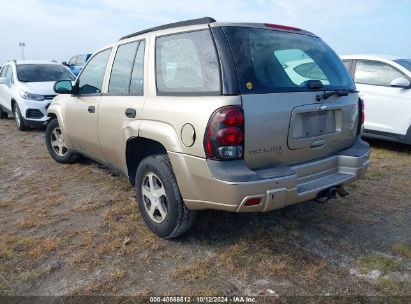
18;81;57;96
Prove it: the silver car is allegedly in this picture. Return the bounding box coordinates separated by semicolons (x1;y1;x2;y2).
46;17;370;238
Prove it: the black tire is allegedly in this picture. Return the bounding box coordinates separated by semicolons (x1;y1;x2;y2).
0;107;8;119
45;118;80;164
135;154;196;238
13;103;28;131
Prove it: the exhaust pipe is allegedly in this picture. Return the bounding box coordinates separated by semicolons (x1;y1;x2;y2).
315;186;349;204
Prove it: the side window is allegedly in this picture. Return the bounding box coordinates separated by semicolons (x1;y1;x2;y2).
342;60;352;73
130;41;145;94
76;56;84;66
6;66;14;84
77;48;111;95
156;30;220;94
0;65;8;77
69;56;77;66
108;41;139;94
355;60;404;86
274;49;329;85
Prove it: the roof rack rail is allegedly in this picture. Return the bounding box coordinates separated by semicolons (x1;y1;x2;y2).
120;17;216;40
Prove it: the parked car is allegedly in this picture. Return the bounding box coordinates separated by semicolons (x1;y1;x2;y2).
341;55;411;144
46;17;370;238
63;53;92;76
0;60;75;130
282;58;330;86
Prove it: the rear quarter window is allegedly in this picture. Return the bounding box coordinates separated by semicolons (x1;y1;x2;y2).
155;30;220;95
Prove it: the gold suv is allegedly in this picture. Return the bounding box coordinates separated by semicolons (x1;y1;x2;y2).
46;17;370;238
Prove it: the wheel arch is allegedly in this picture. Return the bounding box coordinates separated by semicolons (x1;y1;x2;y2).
404;124;411;145
11;98;17;111
47;104;65;129
47;112;57;120
126;137;168;185
125;120;184;184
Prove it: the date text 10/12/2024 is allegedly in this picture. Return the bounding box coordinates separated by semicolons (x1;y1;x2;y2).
149;296;258;303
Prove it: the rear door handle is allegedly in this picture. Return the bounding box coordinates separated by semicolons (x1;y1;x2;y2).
88;106;95;113
125;108;136;118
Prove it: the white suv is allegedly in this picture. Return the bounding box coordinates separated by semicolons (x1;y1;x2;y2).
341;55;411;144
0;61;75;130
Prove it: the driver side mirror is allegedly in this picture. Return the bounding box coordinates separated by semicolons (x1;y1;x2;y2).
390;77;411;88
62;61;68;66
54;80;74;94
0;77;8;85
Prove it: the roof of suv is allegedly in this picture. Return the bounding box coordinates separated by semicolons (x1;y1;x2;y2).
120;16;316;41
6;60;61;65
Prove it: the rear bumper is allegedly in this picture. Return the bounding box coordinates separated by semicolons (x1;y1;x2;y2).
169;137;370;212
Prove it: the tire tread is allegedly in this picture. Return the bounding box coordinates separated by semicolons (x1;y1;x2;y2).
136;154;196;238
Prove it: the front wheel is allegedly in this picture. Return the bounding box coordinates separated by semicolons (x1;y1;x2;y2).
45;118;80;164
13;103;27;131
135;154;196;238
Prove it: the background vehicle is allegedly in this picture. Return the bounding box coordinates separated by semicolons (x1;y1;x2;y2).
281;58;330;86
46;17;369;238
0;60;75;130
342;55;411;144
63;53;92;76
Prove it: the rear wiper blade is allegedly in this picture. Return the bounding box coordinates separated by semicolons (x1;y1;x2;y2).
316;89;357;101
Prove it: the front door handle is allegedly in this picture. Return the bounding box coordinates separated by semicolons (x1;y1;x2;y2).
88;106;95;113
311;139;325;148
125;108;136;118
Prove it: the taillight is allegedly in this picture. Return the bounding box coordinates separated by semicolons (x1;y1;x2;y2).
358;97;365;134
204;106;244;160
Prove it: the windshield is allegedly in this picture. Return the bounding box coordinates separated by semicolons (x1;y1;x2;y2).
394;59;411;73
222;27;355;94
16;64;75;82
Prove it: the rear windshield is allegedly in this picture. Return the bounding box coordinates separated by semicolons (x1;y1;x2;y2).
394;59;411;73
17;64;75;82
222;27;354;94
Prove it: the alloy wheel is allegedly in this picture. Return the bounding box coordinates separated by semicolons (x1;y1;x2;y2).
141;172;168;223
50;127;68;156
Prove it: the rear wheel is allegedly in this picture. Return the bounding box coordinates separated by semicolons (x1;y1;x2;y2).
45;118;79;164
0;107;8;119
13;103;27;131
135;154;196;238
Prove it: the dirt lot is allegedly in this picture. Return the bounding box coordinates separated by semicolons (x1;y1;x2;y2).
0;118;410;300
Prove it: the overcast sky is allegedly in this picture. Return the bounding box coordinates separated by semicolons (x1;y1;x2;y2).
0;0;410;64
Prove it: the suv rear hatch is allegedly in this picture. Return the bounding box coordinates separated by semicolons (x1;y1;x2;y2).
221;25;359;170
